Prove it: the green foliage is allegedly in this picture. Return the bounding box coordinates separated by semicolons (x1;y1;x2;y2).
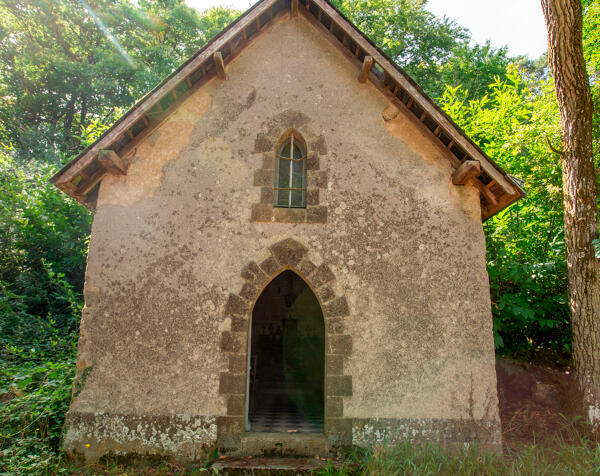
0;2;240;472
0;359;75;475
0;148;91;325
439;66;571;361
331;0;513;100
0;0;239;160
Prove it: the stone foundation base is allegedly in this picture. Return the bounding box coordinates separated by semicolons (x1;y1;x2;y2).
64;411;217;463
352;417;502;452
65;413;501;463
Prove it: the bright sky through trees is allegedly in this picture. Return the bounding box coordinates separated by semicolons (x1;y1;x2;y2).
185;0;548;59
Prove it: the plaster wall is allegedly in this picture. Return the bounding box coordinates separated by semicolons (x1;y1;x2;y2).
65;16;500;461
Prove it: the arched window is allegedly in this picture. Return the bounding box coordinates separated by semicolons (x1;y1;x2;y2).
275;133;306;208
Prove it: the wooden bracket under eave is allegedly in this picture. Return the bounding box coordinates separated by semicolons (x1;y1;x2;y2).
214;52;227;80
98;149;127;175
452;160;498;207
359;56;373;83
291;0;298;16
452;160;480;185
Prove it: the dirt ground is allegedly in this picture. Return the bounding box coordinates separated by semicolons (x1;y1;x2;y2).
496;357;586;449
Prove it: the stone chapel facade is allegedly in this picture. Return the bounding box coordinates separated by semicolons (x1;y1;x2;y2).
52;0;524;462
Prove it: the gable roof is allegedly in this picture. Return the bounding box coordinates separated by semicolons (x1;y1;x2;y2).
50;0;525;220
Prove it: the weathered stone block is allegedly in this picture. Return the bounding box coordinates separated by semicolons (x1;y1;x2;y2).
312;264;335;288
274;109;310;128
318;285;335;303
328;334;352;356
260;187;274;204
250;203;272;222
254;133;273;153
324;296;350;317
326;418;352;446
297;259;316;278
272;207;306;223
307;170;327;188
219;373;246;395
224;294;249;317
327;354;344;375
326;317;344;334
220;331;245;353
307;206;327;223
313;135;328;155
269;238;308;267
326;376;352;396
228;354;247;374
241;262;268;286
254;169;274;187
227;395;246;416
260;256;280;276
326;397;343;418
261;152;276;169
306;188;319;205
306;154;320;170
217;416;244;450
231;316;248;332
239;283;258;301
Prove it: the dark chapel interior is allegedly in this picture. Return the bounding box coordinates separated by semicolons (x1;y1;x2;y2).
248;270;325;433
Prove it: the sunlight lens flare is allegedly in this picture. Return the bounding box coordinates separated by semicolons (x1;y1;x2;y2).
78;0;135;68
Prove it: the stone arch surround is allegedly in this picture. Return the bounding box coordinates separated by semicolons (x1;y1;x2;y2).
217;238;353;453
250;110;329;224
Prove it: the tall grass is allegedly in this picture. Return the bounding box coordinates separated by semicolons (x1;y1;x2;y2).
318;428;600;476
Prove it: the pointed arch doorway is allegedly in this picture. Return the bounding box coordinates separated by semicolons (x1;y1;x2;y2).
247;270;325;433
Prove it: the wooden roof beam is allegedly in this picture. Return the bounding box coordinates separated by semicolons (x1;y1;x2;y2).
291;0;299;16
452;160;480;185
473;179;499;206
78;169;105;195
358;55;373;83
214;52;227;80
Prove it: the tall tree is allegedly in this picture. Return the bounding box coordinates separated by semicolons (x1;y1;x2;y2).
540;0;600;423
0;0;239;162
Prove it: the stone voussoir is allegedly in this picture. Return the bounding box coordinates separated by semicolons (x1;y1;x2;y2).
312;264;335;288
269;238;308;267
241;262;268;287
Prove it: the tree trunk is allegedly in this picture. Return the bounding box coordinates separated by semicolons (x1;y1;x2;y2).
541;0;600;424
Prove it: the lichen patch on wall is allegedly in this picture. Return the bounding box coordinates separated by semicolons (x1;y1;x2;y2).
98;91;212;208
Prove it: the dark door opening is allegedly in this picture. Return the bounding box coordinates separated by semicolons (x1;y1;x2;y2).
248;270;324;433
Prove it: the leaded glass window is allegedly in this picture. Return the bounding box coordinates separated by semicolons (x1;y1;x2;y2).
274;134;306;208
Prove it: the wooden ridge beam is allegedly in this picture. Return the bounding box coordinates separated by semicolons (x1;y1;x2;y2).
214;52;227;80
358;56;373;83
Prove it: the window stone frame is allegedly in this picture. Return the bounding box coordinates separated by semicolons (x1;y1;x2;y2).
250;111;328;224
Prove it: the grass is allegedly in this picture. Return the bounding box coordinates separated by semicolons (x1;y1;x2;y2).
23;426;600;475
316;439;600;476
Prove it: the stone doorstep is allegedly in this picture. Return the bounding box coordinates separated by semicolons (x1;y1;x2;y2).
241;432;329;458
212;456;341;475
